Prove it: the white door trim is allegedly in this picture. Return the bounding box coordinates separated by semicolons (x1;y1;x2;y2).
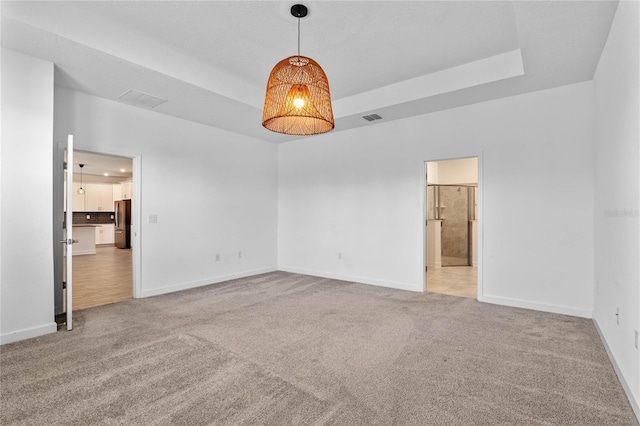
73;144;142;299
65;135;74;330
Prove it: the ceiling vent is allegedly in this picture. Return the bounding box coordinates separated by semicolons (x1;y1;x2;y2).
118;89;167;108
362;113;382;122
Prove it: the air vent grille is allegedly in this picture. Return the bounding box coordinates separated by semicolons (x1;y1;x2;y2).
362;113;382;122
118;89;167;108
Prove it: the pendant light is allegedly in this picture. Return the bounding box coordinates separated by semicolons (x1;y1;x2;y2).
262;4;334;136
77;164;85;195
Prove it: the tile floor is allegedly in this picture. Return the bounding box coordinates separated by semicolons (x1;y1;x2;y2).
427;265;477;299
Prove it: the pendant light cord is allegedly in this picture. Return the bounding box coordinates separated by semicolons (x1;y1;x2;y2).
297;17;301;58
297;16;304;85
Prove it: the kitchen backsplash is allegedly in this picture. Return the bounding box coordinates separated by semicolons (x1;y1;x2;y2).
72;212;115;224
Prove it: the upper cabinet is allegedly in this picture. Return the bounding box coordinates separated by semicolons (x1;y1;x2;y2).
84;183;114;212
113;184;122;202
120;181;133;200
69;182;86;212
71;182;130;211
113;181;132;201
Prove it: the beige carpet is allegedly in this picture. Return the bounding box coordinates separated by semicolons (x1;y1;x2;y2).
1;272;637;425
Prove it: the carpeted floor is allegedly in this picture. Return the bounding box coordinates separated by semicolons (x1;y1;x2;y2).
1;272;637;425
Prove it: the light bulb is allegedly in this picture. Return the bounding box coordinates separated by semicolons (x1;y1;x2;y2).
293;98;305;109
77;187;85;195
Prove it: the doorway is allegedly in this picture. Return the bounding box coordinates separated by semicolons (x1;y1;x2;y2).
55;149;135;319
425;157;479;299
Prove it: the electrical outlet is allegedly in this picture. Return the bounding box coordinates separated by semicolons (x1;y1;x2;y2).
215;254;220;261
635;330;638;350
238;251;242;259
148;214;158;224
338;252;342;260
86;214;90;220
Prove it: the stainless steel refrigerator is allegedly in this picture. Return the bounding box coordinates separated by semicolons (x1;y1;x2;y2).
114;199;131;249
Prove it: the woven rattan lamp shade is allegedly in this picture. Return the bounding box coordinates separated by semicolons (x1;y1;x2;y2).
262;55;334;136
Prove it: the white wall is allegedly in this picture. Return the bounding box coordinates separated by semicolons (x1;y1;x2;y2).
54;88;278;298
593;0;639;415
279;81;595;317
426;161;438;184
1;49;56;343
436;157;478;184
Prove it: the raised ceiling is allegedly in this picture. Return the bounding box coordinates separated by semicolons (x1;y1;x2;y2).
1;1;618;143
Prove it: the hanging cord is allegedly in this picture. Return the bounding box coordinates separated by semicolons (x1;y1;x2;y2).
298;16;302;59
297;16;305;84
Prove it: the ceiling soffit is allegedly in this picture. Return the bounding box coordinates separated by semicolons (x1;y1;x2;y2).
0;1;619;143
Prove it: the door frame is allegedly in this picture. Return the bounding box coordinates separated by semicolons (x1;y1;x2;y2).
53;141;66;316
422;153;483;300
53;136;78;328
54;144;142;306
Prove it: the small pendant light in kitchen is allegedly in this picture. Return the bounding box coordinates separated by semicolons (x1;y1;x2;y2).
262;4;334;136
77;164;85;195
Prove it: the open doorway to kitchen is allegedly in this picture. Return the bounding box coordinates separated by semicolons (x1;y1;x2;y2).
71;152;134;310
55;150;135;317
425;157;479;298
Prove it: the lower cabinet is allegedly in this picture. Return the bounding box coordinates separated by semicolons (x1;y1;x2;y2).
95;224;115;245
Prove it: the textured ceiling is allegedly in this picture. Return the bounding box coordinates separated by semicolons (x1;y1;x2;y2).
1;1;619;143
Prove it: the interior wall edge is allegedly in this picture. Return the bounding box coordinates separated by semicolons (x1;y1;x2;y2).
591;0;640;415
1;47;55;342
593;318;640;421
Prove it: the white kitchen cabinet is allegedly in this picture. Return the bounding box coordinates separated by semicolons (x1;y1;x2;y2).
72;225;97;255
95;223;115;245
72;182;86;212
120;180;133;200
95;225;103;244
102;223;115;244
85;183;115;211
113;184;122;202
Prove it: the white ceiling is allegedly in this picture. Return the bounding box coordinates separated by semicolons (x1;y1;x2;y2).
1;1;618;143
73;151;133;180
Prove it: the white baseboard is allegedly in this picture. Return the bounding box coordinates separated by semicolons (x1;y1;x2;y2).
278;266;422;293
479;294;592;318
1;322;57;345
593;319;640;422
138;267;278;298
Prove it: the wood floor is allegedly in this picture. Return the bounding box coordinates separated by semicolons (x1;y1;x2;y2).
70;245;133;311
427;265;477;299
70;248;473;307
